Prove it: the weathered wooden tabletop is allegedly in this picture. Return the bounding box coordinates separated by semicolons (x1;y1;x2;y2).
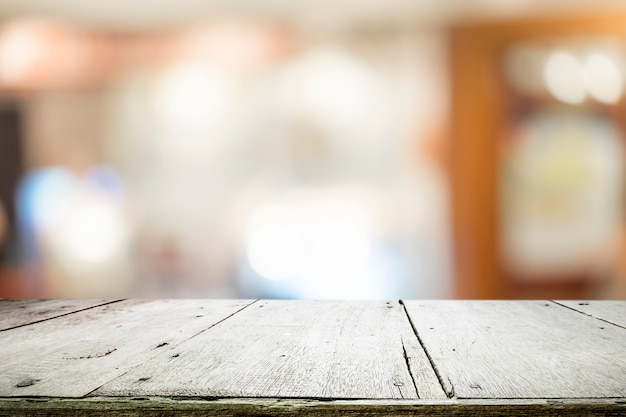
0;299;624;416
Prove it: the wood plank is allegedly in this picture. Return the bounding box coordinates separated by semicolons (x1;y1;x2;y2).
402;301;626;399
0;299;255;397
1;397;626;417
0;299;118;331
555;300;626;328
94;300;447;400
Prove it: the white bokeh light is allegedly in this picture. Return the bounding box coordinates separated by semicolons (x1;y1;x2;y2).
583;53;624;104
155;64;232;136
310;219;370;279
282;48;386;130
544;51;586;104
247;225;305;281
59;201;127;263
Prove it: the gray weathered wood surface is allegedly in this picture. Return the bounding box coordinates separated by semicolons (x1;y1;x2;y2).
401;300;626;399
0;300;254;397
0;299;624;416
94;300;445;400
556;300;626;328
0;299;116;331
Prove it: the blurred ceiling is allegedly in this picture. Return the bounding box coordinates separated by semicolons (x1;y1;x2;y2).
0;0;624;32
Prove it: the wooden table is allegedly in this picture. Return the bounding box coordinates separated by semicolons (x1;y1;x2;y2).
0;300;625;416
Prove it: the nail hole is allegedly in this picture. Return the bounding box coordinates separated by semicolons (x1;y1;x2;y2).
16;379;39;388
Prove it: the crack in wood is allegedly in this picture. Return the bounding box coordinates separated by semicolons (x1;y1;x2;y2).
63;348;117;360
395;384;404;399
399;300;454;399
447;377;456;399
400;335;418;399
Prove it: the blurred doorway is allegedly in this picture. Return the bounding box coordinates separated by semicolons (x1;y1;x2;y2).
0;102;24;297
0;103;22;260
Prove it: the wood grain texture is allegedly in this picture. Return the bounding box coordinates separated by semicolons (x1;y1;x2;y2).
0;299;254;397
94;300;447;400
555;300;626;328
402;300;626;399
0;299;117;331
1;397;625;417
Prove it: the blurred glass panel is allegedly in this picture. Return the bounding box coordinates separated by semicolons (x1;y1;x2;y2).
501;39;626;292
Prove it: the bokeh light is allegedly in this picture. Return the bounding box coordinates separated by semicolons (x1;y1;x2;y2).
583;53;623;104
543;51;586;104
247;225;305;282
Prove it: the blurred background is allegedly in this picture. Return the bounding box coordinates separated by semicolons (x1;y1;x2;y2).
0;0;626;299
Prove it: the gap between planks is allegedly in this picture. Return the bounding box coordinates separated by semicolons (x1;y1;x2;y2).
550;300;626;330
398;300;454;399
0;300;125;332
